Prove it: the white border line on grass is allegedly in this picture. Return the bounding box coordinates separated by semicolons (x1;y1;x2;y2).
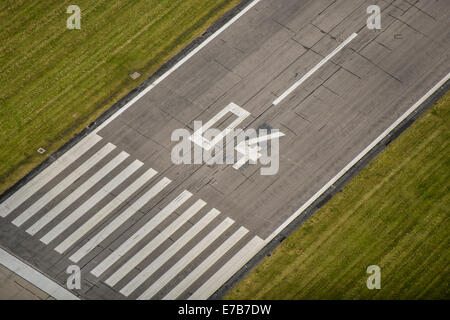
0;248;79;300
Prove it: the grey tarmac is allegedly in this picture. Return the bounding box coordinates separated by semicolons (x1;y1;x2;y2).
1;0;449;300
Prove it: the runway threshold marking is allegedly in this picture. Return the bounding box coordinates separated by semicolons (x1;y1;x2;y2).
136;218;236;299
105;199;207;288
12;143;116;227
272;32;358;106
119;208;221;296
27;151;131;236
69;176;172;263
163;226;249;300
90;190;193;277
189;236;265;300
40;159;143;245
54;168;158;254
0;134;102;218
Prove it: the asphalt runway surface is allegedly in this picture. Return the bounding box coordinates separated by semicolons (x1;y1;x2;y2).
1;0;449;299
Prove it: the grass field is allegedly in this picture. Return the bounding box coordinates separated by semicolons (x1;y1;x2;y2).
0;0;240;194
226;91;450;300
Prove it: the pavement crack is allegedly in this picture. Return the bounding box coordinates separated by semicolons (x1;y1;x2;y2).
388;13;429;38
350;48;403;84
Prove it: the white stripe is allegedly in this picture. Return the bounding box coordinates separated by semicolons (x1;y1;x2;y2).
232;156;249;170
0;248;79;300
273;33;358;106
27;152;130;236
267;72;450;242
189;103;250;151
40;160;142;244
12;143;116;227
92;0;263;135
188;236;264;300
54;168;157;254
164;226;248;300
136;218;235;299
119;208;220;296
69;177;171;263
0;134;102;218
105;199;207;287
91;190;192;277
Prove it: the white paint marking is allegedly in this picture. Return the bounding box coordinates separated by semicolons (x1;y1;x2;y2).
135;218;234;299
91;190;192;277
189;103;250;151
106;199;206;287
119;208;220;296
233;132;285;169
163;226;248;300
54;168;157;254
0;135;102;218
69;177;171;263
40;160;142;244
12;143;116;227
189;236;264;300
27;152;130;236
267;72;450;242
0;248;79;300
273;33;358;106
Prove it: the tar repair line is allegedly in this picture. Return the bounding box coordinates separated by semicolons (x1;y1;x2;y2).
0;248;79;300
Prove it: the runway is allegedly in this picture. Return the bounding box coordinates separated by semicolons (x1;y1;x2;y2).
1;0;449;299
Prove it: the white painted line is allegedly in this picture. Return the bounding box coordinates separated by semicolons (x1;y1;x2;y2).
189;236;264;300
135;217;235;299
12;143;116;227
54;168;157;254
163;226;248;300
232;156;251;170
91;190;192;277
0;135;103;218
119;208;220;296
273;33;358;106
247;132;286;145
267;72;450;242
27;152;130;236
189;103;251;151
0;248;79;300
69;177;171;263
40;160;142;245
92;0;263;135
105;199;207;287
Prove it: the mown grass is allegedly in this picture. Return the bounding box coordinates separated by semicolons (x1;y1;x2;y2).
0;0;241;194
227;91;450;300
